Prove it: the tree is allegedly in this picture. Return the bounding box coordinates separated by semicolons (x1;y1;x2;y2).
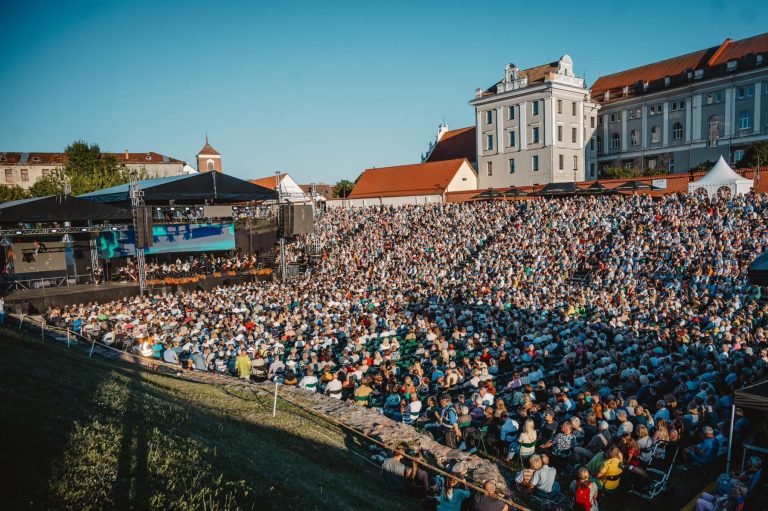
740;141;768;168
28;170;65;197
63;140;133;195
0;185;28;204
640;167;668;177
690;160;715;174
332;179;355;198
600;167;634;179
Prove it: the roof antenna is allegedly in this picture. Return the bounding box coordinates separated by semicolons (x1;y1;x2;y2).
205;132;209;145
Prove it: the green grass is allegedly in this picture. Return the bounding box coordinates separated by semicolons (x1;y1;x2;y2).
0;329;416;511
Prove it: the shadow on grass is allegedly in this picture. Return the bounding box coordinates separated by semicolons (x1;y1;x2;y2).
0;333;417;511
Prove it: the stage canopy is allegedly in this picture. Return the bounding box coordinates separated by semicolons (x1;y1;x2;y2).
614;180;656;192
472;189;504;201
579;182;615;195
748;252;768;286
688;156;753;197
79;172;278;205
734;379;768;412
0;194;131;224
535;182;580;196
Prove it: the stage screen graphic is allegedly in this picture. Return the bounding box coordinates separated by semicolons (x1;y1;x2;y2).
12;241;70;273
98;223;235;258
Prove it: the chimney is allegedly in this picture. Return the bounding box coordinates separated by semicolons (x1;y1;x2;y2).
437;124;449;141
124;149;129;160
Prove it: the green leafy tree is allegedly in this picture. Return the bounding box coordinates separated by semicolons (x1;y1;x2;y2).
740;141;768;168
28;170;65;197
641;167;668;177
63;141;133;195
332;179;355;198
0;185;29;203
690;160;715;173
600;167;634;179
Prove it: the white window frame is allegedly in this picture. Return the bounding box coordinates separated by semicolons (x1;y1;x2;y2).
739;111;752;130
486;134;494;150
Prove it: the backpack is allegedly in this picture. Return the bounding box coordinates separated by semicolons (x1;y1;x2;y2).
573;481;593;511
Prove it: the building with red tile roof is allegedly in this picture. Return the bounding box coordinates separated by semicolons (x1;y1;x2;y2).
591;32;768;175
332;159;476;207
470;55;600;189
249;173;308;202
196;135;222;172
422;125;477;169
0;150;189;191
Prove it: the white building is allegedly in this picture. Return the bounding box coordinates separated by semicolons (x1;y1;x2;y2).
249;173;309;202
470;55;600;188
335;158;477;207
0;150;190;191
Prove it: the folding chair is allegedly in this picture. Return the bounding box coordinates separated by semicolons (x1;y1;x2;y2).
630;441;680;500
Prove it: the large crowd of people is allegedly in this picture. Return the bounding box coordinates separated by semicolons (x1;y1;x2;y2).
45;192;768;509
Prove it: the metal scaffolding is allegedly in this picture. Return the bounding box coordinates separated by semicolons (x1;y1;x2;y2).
129;172;147;295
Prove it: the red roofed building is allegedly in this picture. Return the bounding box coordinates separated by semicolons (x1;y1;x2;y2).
249;173;308;202
591;32;768;175
336;159;476;207
470;55;600;189
0;150;189;190
196;135;222;172
422;124;477;169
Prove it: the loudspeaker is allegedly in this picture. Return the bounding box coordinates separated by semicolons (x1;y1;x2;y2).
278;205;313;236
135;206;154;248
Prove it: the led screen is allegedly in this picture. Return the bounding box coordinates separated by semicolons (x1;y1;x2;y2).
98;223;235;258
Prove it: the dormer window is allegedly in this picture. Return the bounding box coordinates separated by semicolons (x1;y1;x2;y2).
145;155;152;161
727;60;738;70
32;156;40;162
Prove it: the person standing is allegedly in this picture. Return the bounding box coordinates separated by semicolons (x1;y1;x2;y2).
440;395;461;449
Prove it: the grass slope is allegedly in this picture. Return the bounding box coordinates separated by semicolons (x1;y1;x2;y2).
0;330;415;511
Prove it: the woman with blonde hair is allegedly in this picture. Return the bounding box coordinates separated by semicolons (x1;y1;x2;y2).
515;454;542;491
518;418;538;459
636;424;654;464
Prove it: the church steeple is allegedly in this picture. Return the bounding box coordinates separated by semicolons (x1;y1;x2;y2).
196;134;222;172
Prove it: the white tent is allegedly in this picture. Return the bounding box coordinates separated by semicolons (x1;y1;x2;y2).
688;156;753;196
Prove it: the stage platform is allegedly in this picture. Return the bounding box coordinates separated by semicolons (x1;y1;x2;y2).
4;282;140;314
3;272;274;313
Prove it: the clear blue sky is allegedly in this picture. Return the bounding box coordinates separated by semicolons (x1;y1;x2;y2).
2;0;766;184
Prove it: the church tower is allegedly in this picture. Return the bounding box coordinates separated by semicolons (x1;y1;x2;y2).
196;134;222;172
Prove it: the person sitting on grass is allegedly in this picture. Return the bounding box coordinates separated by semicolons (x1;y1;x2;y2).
381;446;407;492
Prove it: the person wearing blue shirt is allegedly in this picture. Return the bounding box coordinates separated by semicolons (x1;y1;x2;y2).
685;426;719;465
440;395;461;449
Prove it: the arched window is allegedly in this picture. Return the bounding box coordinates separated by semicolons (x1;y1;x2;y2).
672;122;683;141
207;159;215;171
739;111;753;130
630;129;640;146
650;126;661;143
611;132;621;149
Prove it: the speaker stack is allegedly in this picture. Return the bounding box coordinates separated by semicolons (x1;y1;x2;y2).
278;204;314;237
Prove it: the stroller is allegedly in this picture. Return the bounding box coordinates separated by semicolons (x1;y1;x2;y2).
629;440;679;500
